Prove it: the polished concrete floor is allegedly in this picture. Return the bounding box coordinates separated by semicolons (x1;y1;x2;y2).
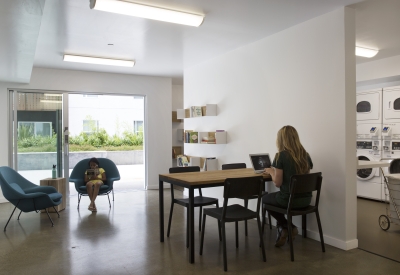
357;198;400;262
0;190;399;275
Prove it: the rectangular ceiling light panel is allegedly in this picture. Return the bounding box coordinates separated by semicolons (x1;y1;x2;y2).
356;47;378;58
90;0;204;27
63;54;135;67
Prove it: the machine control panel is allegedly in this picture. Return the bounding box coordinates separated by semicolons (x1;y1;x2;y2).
382;126;392;137
392;142;400;150
357;141;372;150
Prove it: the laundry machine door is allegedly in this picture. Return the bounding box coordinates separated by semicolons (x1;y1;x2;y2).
383;87;400;120
357;91;381;122
357;155;379;180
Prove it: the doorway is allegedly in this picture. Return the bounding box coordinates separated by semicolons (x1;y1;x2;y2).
8;90;146;195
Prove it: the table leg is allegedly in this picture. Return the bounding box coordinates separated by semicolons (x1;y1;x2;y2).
189;187;195;263
159;179;164;242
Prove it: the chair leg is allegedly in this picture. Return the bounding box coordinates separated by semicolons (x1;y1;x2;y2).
216;202;221;241
53;206;60;218
261;206;266;235
186;207;189;248
107;194;111;208
199;213;207;255
257;216;267;262
235;221;239;248
4;203;19;232
167;202;174;237
112;189;115;201
199;206;202;231
222;222;228;271
244;199;248;236
17;210;23;220
315;210;326;252
287;215;294;261
45;208;55;227
268;213;272;230
302;215;307;238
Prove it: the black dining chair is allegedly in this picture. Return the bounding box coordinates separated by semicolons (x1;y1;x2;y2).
221;163;272;234
167;166;220;248
261;172;325;261
199;176;266;271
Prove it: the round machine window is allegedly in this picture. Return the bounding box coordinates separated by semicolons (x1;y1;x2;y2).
357;156;372;178
389;159;400;173
357;101;371;113
393;98;400;110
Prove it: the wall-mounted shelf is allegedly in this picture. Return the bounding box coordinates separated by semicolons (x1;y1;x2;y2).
177;156;218;171
172;111;183;122
184;131;227;144
172;146;183;159
177;104;217;119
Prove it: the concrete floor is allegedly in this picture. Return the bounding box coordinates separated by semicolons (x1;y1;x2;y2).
0;190;399;275
357;198;400;262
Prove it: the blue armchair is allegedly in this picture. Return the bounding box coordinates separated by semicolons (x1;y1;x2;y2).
0;166;62;231
69;158;120;209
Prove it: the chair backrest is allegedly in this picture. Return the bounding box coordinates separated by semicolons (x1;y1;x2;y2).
169;166;200;197
288;172;323;209
389;158;400;174
0;166;36;190
221;163;246;170
70;158;120;180
169;166;200;173
222;176;264;218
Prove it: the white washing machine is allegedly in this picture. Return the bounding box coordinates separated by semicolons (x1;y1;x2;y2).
356;89;383;200
357;139;383;200
380;86;400;201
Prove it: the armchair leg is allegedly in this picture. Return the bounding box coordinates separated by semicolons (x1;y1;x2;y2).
53;207;60;218
77;194;81;209
107;194;111;208
112;189;115;201
44;208;54;227
4;202;19;232
235;221;239;248
18;210;22;220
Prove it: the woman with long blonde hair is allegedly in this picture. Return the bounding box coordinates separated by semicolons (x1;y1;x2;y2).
263;125;313;247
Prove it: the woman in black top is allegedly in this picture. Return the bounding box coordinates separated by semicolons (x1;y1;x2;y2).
263;125;313;247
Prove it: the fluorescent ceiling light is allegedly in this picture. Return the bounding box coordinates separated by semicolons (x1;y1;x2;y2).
356;46;378;58
40;100;62;103
90;0;204;27
63;54;135;67
44;94;62;97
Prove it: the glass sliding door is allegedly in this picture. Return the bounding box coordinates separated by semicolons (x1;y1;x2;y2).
8;90;66;186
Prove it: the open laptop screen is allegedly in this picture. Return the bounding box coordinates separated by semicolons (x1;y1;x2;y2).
249;154;272;172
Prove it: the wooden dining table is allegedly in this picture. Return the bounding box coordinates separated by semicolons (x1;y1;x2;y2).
159;168;271;263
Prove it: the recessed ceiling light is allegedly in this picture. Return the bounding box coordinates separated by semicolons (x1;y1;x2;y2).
40;100;62;103
63;54;135;67
356;46;379;58
90;0;204;27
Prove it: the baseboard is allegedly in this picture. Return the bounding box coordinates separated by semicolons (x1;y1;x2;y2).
147;183;170;190
305;229;358;250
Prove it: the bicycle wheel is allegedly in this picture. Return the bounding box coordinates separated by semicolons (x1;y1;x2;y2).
379;215;390;231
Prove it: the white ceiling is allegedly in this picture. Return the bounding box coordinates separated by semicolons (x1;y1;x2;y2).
0;0;399;84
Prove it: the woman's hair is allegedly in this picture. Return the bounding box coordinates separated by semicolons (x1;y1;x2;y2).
276;125;310;174
88;157;100;167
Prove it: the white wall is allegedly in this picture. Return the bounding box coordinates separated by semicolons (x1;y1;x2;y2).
184;7;356;250
171;85;184;167
0;67;172;202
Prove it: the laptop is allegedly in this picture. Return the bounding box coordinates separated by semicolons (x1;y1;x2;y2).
249;153;272;174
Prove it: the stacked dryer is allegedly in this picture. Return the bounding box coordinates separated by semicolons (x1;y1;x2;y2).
381;86;400;200
356;89;383;200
